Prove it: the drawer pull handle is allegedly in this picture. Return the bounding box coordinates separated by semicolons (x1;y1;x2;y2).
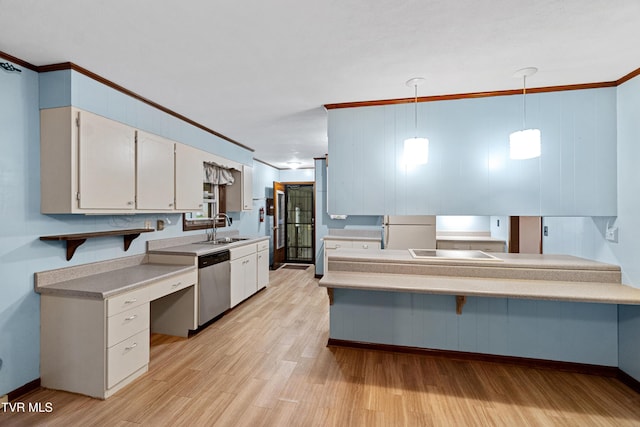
172;282;182;288
363;244;369;249
125;343;137;351
124;298;137;304
125;315;137;321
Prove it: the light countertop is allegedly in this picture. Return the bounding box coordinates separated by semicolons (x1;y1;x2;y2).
319;248;639;305
327;248;620;271
35;259;195;299
319;271;640;305
148;235;270;257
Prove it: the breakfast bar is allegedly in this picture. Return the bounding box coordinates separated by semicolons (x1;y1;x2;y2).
319;249;640;368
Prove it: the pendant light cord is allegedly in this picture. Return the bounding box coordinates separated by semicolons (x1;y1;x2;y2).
414;84;418;137
522;75;527;129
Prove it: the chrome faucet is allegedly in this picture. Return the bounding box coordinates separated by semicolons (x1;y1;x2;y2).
208;213;230;242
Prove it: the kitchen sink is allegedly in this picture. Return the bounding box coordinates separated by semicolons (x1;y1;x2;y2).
195;237;250;245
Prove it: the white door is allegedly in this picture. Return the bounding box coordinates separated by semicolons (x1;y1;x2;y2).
175;143;204;211
78;110;135;209
136;131;175;210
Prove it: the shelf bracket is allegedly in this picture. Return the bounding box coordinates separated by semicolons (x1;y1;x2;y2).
327;288;334;305
123;232;142;251
65;239;87;261
456;295;467;315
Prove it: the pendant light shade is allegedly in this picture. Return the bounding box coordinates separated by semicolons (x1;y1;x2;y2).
403;77;429;166
404;137;429;165
510;67;541;160
509;129;541;160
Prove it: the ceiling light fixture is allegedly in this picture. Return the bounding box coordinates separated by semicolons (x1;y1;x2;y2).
509;67;541;160
403;77;429;166
287;161;302;169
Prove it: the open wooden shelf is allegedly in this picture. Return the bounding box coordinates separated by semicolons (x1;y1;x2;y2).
40;228;154;261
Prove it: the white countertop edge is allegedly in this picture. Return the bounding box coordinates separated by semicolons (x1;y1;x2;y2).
319;271;640;305
322;236;382;242
35;264;196;300
148;235;270;256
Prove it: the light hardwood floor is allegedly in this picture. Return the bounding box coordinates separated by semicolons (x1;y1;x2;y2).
3;266;640;426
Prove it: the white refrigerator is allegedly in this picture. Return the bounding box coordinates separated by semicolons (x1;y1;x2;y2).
383;215;436;249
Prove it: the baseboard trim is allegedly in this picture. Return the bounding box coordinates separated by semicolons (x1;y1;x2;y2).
617;369;640;394
7;378;41;401
327;339;639;387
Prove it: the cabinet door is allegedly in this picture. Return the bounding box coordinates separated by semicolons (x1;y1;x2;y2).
242;165;253;211
175;143;204;211
257;249;269;289
244;255;257;297
78;110;135;209
230;258;244;307
136;131;175;210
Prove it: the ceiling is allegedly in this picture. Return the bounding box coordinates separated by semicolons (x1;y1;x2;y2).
2;1;639;169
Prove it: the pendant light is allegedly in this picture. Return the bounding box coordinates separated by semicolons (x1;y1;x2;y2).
403;77;429;165
509;67;541;160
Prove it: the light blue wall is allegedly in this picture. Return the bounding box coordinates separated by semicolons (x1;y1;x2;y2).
0;62;279;395
1;63;42;396
39;70;254;166
514;75;640;382
314;158;382;275
330;289;618;366
328;88;618;216
279;168;314;182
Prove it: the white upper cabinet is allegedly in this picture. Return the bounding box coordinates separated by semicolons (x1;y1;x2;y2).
227;165;253;212
136;131;176;211
41;107;136;214
77;110;136;210
41;106;209;214
174;143;204;211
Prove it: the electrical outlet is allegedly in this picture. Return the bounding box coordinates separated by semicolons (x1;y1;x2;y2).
144;220;152;229
605;226;618;243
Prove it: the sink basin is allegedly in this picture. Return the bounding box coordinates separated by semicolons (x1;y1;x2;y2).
194;237;249;245
194;240;229;245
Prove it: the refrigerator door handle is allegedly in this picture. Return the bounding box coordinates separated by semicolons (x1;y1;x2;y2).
383;225;389;248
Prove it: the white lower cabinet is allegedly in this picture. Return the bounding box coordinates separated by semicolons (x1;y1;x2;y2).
40;269;196;399
323;238;381;274
257;240;269;290
230;244;258;307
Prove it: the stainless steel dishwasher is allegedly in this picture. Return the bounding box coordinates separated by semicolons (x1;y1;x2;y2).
198;250;230;326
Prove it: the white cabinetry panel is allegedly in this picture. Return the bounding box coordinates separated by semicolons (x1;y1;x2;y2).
136;131;175;210
77;110;136;210
174;143;204;211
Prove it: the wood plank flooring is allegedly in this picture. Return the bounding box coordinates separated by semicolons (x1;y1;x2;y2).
3;266;640;426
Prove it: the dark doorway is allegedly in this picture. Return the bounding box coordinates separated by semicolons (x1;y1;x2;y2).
272;181;286;269
509;216;542;254
285;183;315;264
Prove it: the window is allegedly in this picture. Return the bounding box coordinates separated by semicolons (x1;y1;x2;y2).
182;185;227;231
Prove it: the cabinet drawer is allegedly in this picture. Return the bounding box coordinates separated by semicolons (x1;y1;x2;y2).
147;270;196;301
324;240;353;250
107;329;150;389
257;240;269;252
107;304;150;347
230;243;257;260
352;240;381;250
107;287;150;317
